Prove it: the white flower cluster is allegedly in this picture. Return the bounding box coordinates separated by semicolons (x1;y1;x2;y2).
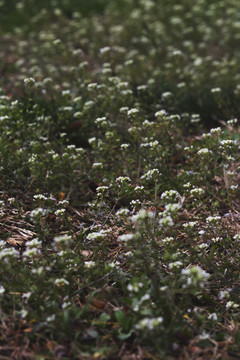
24;77;35;85
162;237;174;244
96;186;109;196
0;247;19;263
87;230;109;241
198;243;208;250
211;87;221;93
95;117;108;126
134;186;144;192
162;91;172;99
130;199;141;207
127;108;139;116
197;148;213;156
219;289;231;299
107;261;120;269
233;234;240;241
164;203;181;214
116;176;131;184
155;109;167;118
191;114;200;124
211;236;222;243
183;221;198;229
133;293;151;312
116;208;130;217
227;118;238;125
135;316;163;330
190;187;204;197
208;313;218;321
206;215;221;224
118;233;135;242
140;169;160;181
85;261;96;268
100;46;111;54
88;137;96;145
161;190;180;202
140;140;159;149
131;209;154;224
142;119;154;128
27;238;41;248
181;266;210;288
30;207;49;219
22;248;41;259
169;261;183;269
120;143;130;149
210;127;221;135
220;139;237;150
226;301;239;310
127;282;144;292
54;208;66;216
159;215;174;228
33;194;48;201
54;234;72;244
92;162;103;169
54;278;70;286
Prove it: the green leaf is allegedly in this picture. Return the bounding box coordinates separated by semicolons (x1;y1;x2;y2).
114;310;127;328
118;329;134;340
99;312;111;322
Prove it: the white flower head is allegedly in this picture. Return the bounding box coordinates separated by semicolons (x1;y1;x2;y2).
127;108;139;117
135;317;163;330
54;278;70;286
161;190;180;202
85;261;96;268
197;148;213;156
181;266;210;288
116;208;130;217
159;215;174;228
118;233;134;242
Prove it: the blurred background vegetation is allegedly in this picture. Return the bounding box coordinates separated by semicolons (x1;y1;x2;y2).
0;0;116;31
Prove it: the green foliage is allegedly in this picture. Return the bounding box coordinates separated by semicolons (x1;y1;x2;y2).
0;0;240;358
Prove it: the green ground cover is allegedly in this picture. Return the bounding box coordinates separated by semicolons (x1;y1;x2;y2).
0;0;240;358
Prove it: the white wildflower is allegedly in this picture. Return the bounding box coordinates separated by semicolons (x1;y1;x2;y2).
206;216;221;224
127;108;139;116
120;143;130;149
135;317;163;330
169;261;183;269
181;266;210;288
54;234;72;244
161;190;180;202
208;313;218;321
197;148;213;156
159;215;174;227
226;301;239;309
118;233;134;242
183;221;198;229
116;176;131;184
92;162;103;169
140;169;160;181
155;110;167;118
54;278;70;286
87;230;108;241
85;261;96;268
54;208;66;216
116;208;130;217
211;87;221;93
190;187;204;196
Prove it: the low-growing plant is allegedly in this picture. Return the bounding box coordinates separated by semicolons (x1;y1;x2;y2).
1;0;240;358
